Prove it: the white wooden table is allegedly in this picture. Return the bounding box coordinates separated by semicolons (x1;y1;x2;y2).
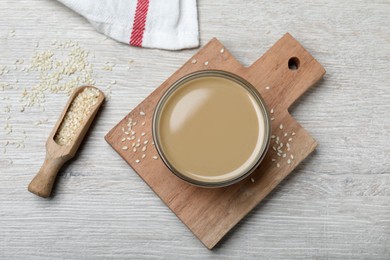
1;0;389;259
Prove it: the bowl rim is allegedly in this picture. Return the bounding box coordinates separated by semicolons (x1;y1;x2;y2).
152;70;271;188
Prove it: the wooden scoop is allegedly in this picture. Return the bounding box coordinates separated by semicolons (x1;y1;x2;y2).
28;86;105;198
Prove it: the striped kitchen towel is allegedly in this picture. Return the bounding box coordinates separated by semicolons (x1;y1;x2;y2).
57;0;199;50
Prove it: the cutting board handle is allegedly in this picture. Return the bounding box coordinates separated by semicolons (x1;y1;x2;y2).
247;33;325;110
28;156;65;198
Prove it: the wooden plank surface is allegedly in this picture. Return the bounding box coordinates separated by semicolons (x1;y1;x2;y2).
1;0;389;259
105;34;325;249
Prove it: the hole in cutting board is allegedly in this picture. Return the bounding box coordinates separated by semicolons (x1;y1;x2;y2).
288;57;300;70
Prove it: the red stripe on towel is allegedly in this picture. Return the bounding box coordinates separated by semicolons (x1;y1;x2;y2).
130;0;150;47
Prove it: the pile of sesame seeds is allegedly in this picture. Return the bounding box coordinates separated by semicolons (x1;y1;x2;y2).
54;87;101;146
1;39;97;155
120;111;159;164
21;40;95;110
1;35;132;158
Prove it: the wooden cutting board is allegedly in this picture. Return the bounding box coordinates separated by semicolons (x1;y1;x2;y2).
105;33;325;249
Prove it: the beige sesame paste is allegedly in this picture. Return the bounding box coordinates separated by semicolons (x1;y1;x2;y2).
157;76;266;183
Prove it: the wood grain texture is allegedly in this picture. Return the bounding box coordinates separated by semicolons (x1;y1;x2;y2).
0;0;389;259
105;34;325;249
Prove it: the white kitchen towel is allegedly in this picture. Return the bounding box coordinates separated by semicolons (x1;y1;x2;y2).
57;0;199;50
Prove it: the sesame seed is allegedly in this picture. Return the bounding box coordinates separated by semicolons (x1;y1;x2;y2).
122;146;128;150
277;163;280;168
141;132;145;136
220;48;225;53
132;143;135;147
142;146;146;152
287;159;291;164
141;121;145;126
143;140;148;145
135;159;140;163
271;117;275;121
279;124;283;129
292;132;296;136
284;133;288;137
272;147;276;151
140;111;145;116
290;155;294;159
191;59;197;64
152;156;158;160
130;136;135;140
270;108;274;114
265;86;270;90
121;138;126;142
126;137;131;140
141;154;146;159
136;143;140;148
124;131;129;135
204;61;209;66
271;158;276;162
283;153;286;158
132;122;137;126
250;177;255;183
277;153;281;157
288;138;293;142
271;135;276;139
133;148;137;152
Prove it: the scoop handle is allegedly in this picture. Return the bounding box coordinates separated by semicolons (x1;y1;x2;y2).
28;157;65;198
